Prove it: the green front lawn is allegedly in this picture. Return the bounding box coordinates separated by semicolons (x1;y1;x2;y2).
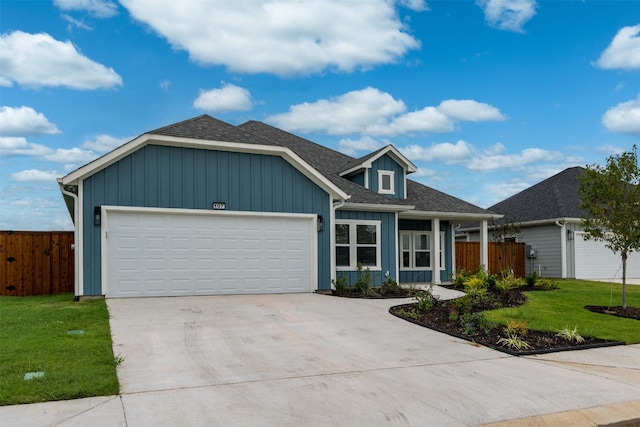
0;294;119;406
484;279;640;344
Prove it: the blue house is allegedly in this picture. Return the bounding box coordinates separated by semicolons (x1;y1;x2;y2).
58;115;498;298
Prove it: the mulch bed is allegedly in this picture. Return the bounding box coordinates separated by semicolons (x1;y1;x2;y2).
389;288;626;356
584;305;640;320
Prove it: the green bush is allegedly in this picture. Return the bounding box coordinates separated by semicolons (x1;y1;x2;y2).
380;277;403;295
354;263;372;296
494;271;523;294
524;271;538;286
414;287;438;312
459;312;493;335
534;278;559;290
332;275;349;294
463;276;487;297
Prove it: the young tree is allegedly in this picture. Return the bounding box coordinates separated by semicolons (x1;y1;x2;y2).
578;145;640;308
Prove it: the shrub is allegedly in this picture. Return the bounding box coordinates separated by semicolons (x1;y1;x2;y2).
396;309;418;320
414;286;438;312
524;271;538;286
497;334;531;350
354;263;372;296
463;276;487;298
332;275;349;294
380;277;403;295
504;319;528;336
534;278;559;291
556;326;585;343
495;271;523;295
459;312;493;335
450;295;472;315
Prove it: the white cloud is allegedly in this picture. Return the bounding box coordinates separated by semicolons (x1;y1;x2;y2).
476;0;536;33
54;0;118;18
10;169;60;182
82;134;129;152
267;87;407;135
193;83;253;112
268;87;504;137
0;106;61;136
467;147;563;171
437;99;506;122
0;31;122;89
338;136;384;156
44;147;97;164
398;0;429;12
62;14;94;31
381;107;453;135
595;25;640;70
602;95;640;135
0;136;98;164
118;0;421;76
401;140;473;163
0;137;51;156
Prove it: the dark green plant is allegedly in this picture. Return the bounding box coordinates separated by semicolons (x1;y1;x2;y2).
450;295;472;316
380;277;403;295
354;263;372;296
459;312;493;335
414;287;438;312
524;271;538;286
332;275;349;294
396;309;418;320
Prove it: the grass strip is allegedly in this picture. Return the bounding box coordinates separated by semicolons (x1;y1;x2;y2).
484;280;640;344
0;294;119;405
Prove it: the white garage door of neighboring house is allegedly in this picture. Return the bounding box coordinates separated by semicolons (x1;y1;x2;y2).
104;209;315;298
574;232;640;280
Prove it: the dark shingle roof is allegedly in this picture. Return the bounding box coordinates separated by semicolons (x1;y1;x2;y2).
147;114;493;215
150;114;271;145
407;180;492;215
489;166;585;223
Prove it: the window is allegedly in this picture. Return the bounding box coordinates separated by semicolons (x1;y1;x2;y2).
335;220;381;269
378;170;395;195
400;231;445;270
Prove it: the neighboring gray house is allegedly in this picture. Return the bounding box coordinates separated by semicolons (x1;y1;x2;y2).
58;115;498;298
459;167;640;280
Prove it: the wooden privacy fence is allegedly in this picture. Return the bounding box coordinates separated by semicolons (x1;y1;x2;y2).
0;231;74;296
456;242;525;277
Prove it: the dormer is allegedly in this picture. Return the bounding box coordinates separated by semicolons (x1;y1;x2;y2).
339;145;417;199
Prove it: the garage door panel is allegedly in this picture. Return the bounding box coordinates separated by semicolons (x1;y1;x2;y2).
106;210;314;297
575;233;640;279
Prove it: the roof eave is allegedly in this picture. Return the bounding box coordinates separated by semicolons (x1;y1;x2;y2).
340;202;415;212
59;133;350;201
400;210;502;221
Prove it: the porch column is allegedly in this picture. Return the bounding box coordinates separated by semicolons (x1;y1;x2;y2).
480;219;489;271
432;218;441;285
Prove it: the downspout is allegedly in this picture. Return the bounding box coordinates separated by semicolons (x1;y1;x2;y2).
58;181;80;300
556;220;567;279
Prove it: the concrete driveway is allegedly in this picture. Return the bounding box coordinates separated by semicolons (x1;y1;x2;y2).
2;290;640;426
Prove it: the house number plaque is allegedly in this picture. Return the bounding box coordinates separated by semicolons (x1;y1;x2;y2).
212;202;226;210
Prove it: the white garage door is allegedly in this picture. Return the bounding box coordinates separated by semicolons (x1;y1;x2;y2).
574;232;640;280
105;209;315;297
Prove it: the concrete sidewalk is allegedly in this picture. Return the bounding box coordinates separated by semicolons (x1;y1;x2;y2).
2;288;639;426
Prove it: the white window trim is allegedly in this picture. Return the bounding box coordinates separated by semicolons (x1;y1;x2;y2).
335;219;382;271
378;170;395;195
399;231;446;271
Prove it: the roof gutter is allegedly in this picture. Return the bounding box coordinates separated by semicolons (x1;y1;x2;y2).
340;202;414;212
400;210;502;221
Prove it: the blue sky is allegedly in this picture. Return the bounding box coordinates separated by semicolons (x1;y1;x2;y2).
1;0;639;231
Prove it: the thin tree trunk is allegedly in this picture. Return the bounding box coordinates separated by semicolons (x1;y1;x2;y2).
622;252;627;309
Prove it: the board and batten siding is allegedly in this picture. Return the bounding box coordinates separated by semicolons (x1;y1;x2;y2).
370;154;405;199
334;210;397;285
82;144;331;295
398;219;453;283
